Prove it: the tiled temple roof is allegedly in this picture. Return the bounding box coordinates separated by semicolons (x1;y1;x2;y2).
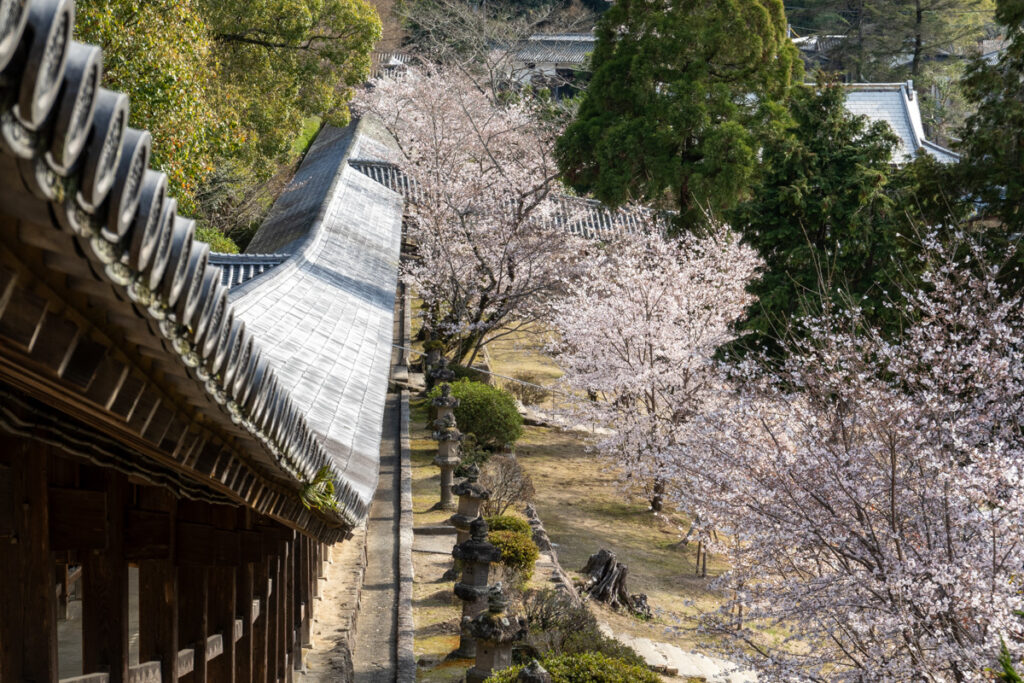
514;34;596;65
0;0;394;540
210;253;290;290
229;121;403;514
844;82;960;164
347;159;664;237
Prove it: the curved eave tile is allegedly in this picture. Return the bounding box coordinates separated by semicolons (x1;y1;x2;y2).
0;0;357;535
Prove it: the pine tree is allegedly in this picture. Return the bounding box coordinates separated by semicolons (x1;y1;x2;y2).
960;0;1024;232
555;0;802;230
728;81;917;354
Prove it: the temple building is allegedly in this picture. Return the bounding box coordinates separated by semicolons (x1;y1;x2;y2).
0;1;401;680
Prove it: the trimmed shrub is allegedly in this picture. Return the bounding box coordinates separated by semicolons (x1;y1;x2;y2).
427;379;523;450
486;514;532;537
488;530;539;582
485;652;662;683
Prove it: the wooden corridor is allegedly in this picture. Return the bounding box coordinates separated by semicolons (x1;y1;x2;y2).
0;426;329;683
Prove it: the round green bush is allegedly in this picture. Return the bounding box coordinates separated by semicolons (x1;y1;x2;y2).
488;530;539;581
427;378;523;449
485;652;662;683
486;514;532;537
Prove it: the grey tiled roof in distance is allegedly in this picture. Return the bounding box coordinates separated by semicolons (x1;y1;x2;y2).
231;119;403;513
514;33;596;65
348;159;664;237
844;82;960;164
210;252;290;289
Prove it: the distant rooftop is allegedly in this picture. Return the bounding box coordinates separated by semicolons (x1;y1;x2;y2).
844;81;959;164
514;33;596;65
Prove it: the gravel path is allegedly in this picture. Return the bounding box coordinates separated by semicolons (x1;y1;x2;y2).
352;393;402;682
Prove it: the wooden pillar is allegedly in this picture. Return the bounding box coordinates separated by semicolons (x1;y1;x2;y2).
139;492;178;682
139;557;179;682
267;550;281;681
82;472;129;683
276;539;290;682
236;559;255;682
299;535;312;650
0;440;58;682
208;564;237;682
178;565;209;683
287;534;299;677
312;542;322;599
252;555;271;683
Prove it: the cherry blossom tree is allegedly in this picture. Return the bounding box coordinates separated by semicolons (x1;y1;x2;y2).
549;224;758;512
684;237;1024;681
357;66;587;365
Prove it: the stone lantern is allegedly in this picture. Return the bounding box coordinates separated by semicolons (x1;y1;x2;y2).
452;516;502;659
464;583;527;683
432;411;462;511
450;463;490;545
428;355;455;392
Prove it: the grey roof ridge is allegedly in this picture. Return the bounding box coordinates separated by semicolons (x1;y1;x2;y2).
228;117;374;302
920;138;961;161
0;0;363;535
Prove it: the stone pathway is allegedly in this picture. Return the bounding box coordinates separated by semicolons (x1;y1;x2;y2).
352;393;403;682
598;623;756;683
297;526;367;682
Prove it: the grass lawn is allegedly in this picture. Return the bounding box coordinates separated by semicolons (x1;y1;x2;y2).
484;324;563;388
290;116;323;159
515;424;729;649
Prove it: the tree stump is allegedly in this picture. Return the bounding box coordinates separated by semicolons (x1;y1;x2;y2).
579;549;651;619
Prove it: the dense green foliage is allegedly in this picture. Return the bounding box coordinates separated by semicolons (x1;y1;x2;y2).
486;652;662;683
728;82;930;354
427;380;523;450
556;0;801;228
485;515;532;537
488;530;539;580
960;0;1024;233
76;0;225;215
75;0;380;248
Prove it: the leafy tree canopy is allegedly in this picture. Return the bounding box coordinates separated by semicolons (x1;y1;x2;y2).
555;0;802;229
76;0;380;242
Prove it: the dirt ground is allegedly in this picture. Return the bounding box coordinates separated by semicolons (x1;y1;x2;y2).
516;424;729;650
365;0;405;53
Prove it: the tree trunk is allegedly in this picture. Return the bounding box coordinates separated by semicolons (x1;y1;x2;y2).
649;478;665;512
580;549;650;618
912;0;924;77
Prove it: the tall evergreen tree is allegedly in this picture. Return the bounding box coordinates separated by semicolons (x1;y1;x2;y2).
728;82;920;354
959;0;1024;232
555;0;801;229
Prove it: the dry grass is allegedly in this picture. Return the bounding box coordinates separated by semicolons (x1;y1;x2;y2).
516;424;729;649
485;325;562;385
